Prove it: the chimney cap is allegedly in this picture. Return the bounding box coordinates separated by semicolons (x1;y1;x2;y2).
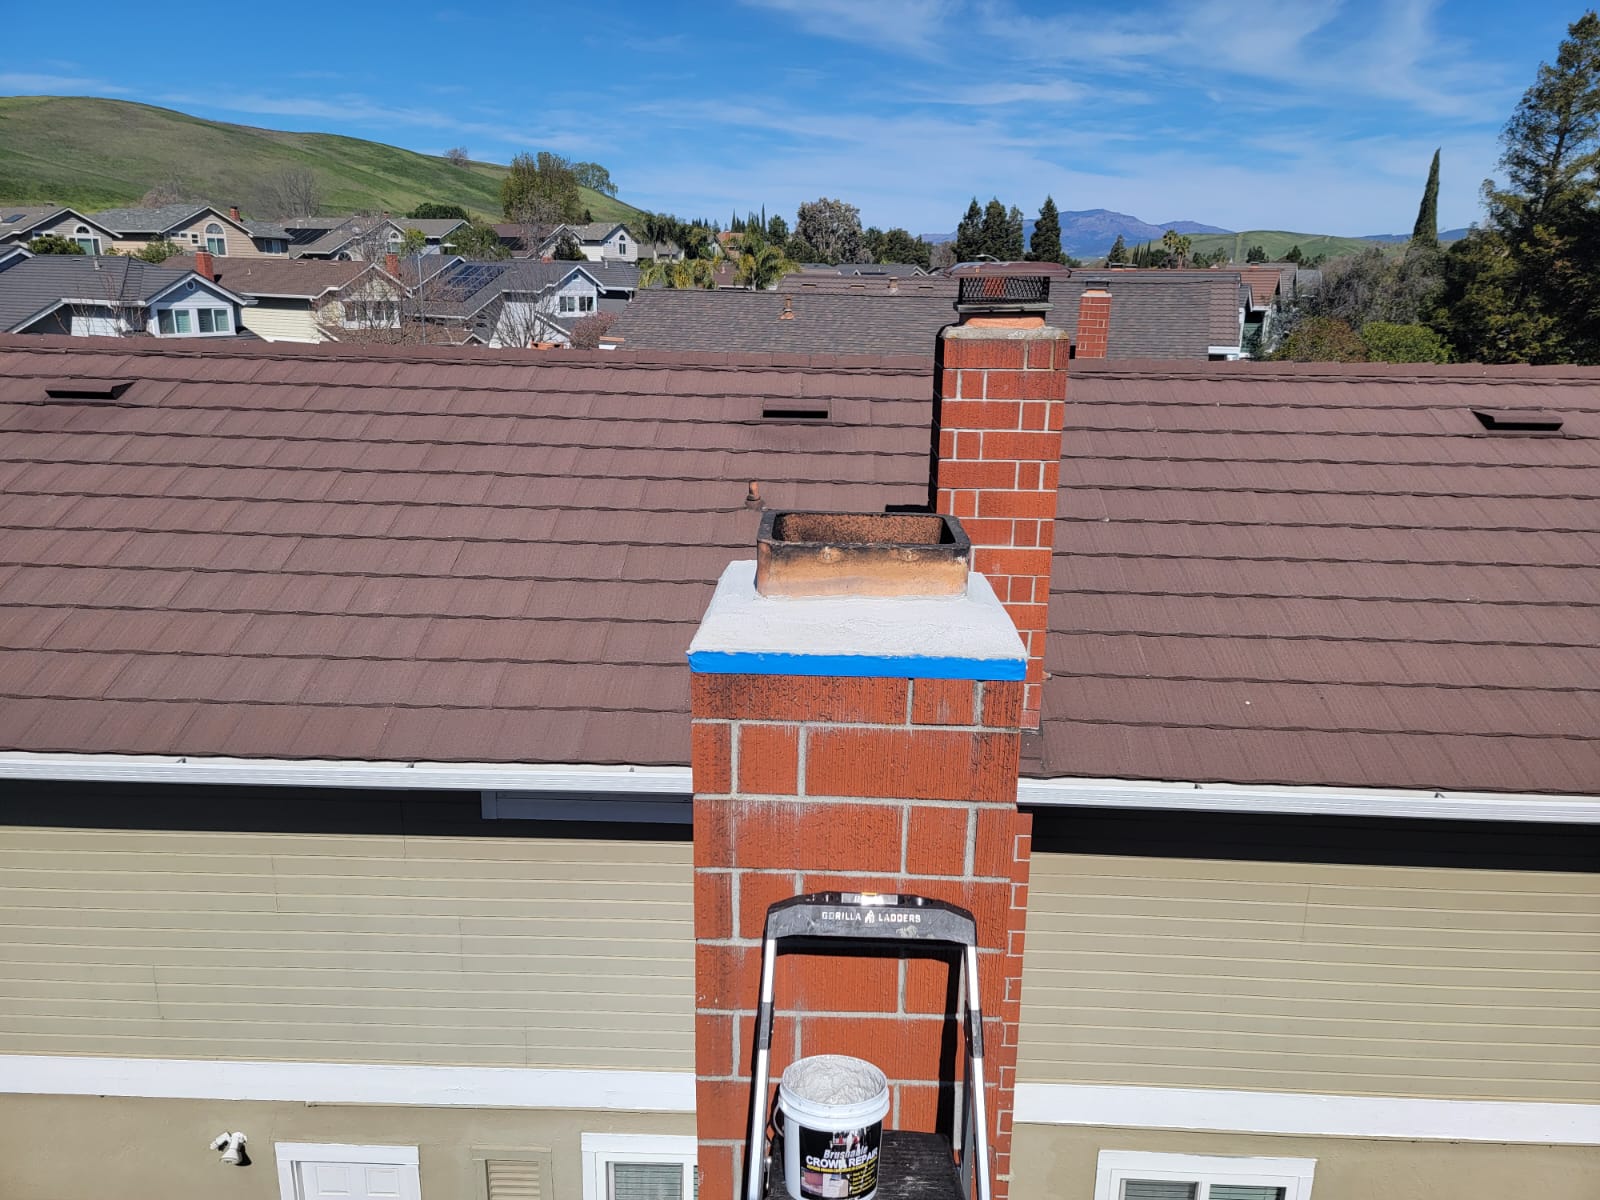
955;275;1052;314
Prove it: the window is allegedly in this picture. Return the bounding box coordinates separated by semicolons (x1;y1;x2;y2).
580;1133;696;1200
275;1143;420;1200
580;295;595;313
73;225;101;255
197;307;231;334
617;237;627;253
560;295;576;313
205;222;227;255
157;309;192;335
1094;1152;1316;1200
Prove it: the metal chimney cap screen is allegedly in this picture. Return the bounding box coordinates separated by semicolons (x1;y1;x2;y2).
956;275;1052;311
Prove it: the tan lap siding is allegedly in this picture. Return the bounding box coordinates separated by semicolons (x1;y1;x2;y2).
0;818;694;1070
1020;852;1600;1102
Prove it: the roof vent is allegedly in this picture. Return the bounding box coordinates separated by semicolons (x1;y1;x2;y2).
43;379;133;401
761;405;830;422
1472;409;1563;435
779;296;795;320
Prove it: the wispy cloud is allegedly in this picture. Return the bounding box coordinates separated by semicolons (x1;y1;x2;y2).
739;0;959;58
0;72;128;95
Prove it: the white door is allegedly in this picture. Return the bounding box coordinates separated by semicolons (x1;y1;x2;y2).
297;1160;411;1200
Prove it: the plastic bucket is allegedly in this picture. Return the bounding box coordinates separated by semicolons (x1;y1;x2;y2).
777;1055;890;1200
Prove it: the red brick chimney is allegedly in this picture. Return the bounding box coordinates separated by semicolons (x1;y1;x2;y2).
1074;283;1111;360
690;512;1033;1200
229;205;241;222
192;250;215;281
934;276;1069;728
384;252;400;278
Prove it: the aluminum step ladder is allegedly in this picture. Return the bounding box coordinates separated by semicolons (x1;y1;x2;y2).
743;891;993;1200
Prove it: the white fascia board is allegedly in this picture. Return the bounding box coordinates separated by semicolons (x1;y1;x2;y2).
1016;1082;1600;1145
0;751;693;795
1;751;1594;824
1016;776;1600;824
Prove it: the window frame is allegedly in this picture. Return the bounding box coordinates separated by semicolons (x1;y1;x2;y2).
205;222;228;255
73;225;101;255
1093;1151;1317;1200
579;1132;696;1200
197;307;231;334
274;1142;421;1200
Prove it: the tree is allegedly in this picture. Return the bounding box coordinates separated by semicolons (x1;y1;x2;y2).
1161;229;1192;267
569;310;618;349
502;152;584;225
1030;196;1062;263
953;199;984;262
1284;244;1305;264
1106;235;1129;265
1273;316;1369;362
1004;205;1025;259
784;233;819;263
26;234;84;255
862;226;885;261
445;147;471;167
878;228;931;269
135;239;182;263
260;169;321;219
735;243;799;290
1411;148;1441;249
409;203;469;221
639;258;717;288
795;197;865;265
977;199;1014;260
1360;321;1453;362
573;162;618;197
766;213;789;244
445;221;510;260
1438;11;1600;363
1245;244;1268;263
552;233;585;260
141;178;194;207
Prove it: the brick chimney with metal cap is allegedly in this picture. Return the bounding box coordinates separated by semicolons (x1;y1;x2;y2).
192;250;215;281
933;275;1070;728
689;510;1035;1200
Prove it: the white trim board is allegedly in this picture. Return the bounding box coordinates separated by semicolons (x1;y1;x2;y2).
1015;1082;1600;1146
0;1055;695;1113
1;751;1596;823
5;1057;1595;1145
276;1142;420;1200
1094;1151;1316;1200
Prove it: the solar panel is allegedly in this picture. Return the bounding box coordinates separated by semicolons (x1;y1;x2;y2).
436;261;508;301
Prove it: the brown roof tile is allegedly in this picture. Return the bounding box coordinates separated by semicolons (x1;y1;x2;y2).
0;339;1596;796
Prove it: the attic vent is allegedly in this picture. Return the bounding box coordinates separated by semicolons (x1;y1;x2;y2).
761;405;831;422
1472;409;1563;434
44;380;133;401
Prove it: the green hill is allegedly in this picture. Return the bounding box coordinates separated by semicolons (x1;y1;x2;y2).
0;96;643;225
1179;229;1398;263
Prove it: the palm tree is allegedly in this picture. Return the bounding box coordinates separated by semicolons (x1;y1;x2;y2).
735;244;798;290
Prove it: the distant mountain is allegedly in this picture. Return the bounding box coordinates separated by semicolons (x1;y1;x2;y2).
1362;228;1471;244
921;208;1234;258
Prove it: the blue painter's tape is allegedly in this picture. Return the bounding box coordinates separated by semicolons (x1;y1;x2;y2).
687;650;1026;680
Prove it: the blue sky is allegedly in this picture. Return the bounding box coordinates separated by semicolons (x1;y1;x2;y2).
3;1;1582;236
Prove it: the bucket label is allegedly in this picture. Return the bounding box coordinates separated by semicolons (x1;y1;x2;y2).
797;1123;880;1200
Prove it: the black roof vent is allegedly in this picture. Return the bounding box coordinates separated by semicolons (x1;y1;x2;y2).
44;379;134;401
956;275;1051;312
1472;409;1564;435
761;404;830;422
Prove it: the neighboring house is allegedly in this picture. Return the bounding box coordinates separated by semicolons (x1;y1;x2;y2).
290;215;468;260
0;320;1595;1200
165;255;409;343
0;251;253;336
0;205;120;253
538;221;638;262
410;257;636;346
89;204;278;259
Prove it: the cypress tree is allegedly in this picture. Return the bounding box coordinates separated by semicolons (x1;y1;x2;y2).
979;198;1010;259
1030;196;1062;263
954;198;983;261
1411;148;1440;248
1107;234;1128;264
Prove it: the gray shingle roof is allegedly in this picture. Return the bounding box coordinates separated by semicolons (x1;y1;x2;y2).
608;288;956;355
242;219;292;240
89;204;217;235
0;255;191;330
0;206;66;239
